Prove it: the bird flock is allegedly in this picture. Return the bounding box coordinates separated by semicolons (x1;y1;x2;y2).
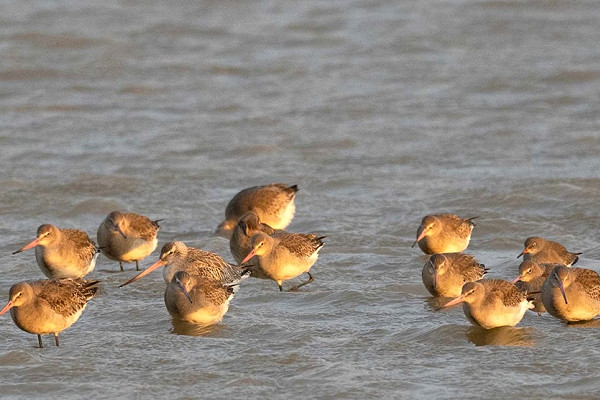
416;213;600;329
2;183;325;348
5;188;598;349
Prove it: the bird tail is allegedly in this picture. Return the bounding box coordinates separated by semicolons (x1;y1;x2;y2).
315;236;326;252
466;216;479;225
481;264;490;276
82;279;102;298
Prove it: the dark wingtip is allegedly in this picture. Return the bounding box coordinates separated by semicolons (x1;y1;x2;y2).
526;291;541;302
289;184;299;193
572;255;580;266
84;280;102;295
466;216;479;226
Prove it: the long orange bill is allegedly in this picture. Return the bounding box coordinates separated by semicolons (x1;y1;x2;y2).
12;238;41;254
119;259;165;288
432;270;438;289
0;300;14;316
241;249;257;264
516;249;528;258
411;229;427;248
511;275;522;284
443;295;465;308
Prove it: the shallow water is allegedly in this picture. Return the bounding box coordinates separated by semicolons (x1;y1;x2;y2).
1;0;600;398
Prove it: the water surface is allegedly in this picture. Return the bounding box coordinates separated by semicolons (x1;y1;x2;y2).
1;0;600;398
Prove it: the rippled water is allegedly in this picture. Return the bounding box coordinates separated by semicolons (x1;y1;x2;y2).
1;0;600;398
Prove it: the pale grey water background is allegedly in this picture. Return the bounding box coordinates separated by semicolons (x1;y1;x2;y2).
1;0;600;398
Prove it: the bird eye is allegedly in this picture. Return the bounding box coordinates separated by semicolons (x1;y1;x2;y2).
16;292;22;298
527;269;532;274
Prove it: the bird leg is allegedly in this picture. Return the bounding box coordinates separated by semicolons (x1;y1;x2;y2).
288;272;314;291
37;335;43;348
54;334;59;347
119;261;124;272
135;260;140;271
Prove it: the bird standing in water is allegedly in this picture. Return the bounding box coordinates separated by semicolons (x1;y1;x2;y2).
164;270;242;325
97;211;161;271
119;241;247;288
517;236;580;266
413;214;477;254
13;224;99;279
443;279;532;329
242;232;325;291
215;183;298;238
0;278;100;348
230;211;279;264
422;253;487;297
542;265;600;322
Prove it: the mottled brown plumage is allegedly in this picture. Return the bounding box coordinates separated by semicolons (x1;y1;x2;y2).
422;253;487;297
413;214;476;254
230;211;277;264
275;233;325;258
97;211;160;271
13;224;98;279
443;279;532;329
164;271;238;325
517;236;580;266
0;278;100;348
215;183;298;238
241;231;325;291
542;265;600;322
119;241;247;288
512;261;561;315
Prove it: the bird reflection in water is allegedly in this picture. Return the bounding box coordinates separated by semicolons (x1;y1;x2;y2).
169;319;226;336
426;296;452;310
565;319;600;328
466;326;536;347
